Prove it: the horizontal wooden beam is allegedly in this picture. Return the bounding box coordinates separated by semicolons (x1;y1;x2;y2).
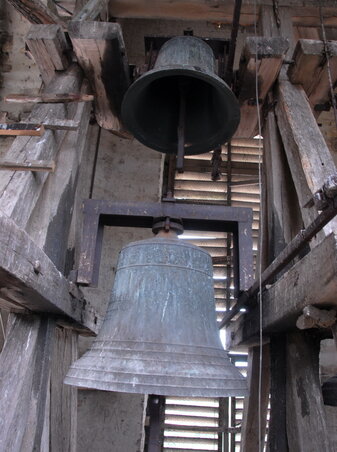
72;0;104;21
0;123;45;136
0;160;55;172
235;36;288;138
288;39;337;113
68;21;130;134
0;214;98;334
5;93;94;104
6;0;65;26
108;1;337;27
228;233;337;346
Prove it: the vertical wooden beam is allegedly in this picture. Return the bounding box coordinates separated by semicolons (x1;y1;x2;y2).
240;345;270;452
276;79;337;238
0;59;91;452
0;314;55;452
50;327;78;452
286;331;332;452
268;334;288;452
262;105;302;267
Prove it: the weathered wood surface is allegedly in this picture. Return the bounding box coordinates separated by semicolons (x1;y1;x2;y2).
235;36;288;138
0;213;98;333
286;331;332;452
109;1;337;27
296;305;336;330
0;315;55;452
0;123;45;136
0;159;55;172
261;106;302;266
0;64;82;229
268;335;288;452
275;79;337;237
288;39;337;113
5;93;94;104
28;118;80;131
5;0;65;26
240;345;270;452
26;24;70;85
50;327;78;452
72;0;105;21
68;21;130;134
228;233;337;345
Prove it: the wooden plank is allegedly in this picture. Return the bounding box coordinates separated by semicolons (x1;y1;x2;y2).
0;123;45;136
5;0;65;26
0;213;98;334
286;330;332;452
68;21;130;134
261;106;302;267
26;24;70;84
108;1;337;27
0;314;55;452
0;159;55;172
30;118;80;130
50;327;78;452
268;335;287;452
228;233;337;345
275;79;337;237
72;0;104;21
234;37;289;138
0;64;82;229
240;345;270;452
288;39;337;113
5;93;94;103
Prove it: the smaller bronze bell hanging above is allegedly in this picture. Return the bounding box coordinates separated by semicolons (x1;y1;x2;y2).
65;219;248;397
121;36;240;155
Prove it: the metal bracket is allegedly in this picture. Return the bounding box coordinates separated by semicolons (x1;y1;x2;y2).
76;200;254;293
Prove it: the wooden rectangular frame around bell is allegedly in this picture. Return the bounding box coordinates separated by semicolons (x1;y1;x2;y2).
75;200;254;301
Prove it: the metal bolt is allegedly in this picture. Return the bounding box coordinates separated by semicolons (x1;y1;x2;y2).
33;260;41;274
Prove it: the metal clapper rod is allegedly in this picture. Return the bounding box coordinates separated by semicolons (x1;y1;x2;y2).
176;81;186;172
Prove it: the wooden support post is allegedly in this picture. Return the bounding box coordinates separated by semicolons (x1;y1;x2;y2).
0;314;55;452
262;105;302;267
50;327;78;452
234;36;288;138
68;21;130;134
268;335;287;452
275;79;337;238
26;24;70;85
240;345;270;452
0;54;95;452
286;330;332;452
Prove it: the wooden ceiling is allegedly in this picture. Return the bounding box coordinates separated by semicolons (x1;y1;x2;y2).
108;0;337;27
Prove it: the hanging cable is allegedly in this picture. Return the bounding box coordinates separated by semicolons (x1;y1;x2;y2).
253;0;264;450
319;1;337;129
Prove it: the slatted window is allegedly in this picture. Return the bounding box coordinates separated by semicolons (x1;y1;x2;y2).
161;138;262;451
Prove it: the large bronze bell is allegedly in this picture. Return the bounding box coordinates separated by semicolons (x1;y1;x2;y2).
121;36;240;155
65;230;247;397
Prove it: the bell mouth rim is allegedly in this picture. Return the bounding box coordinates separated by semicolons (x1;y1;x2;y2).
121;66;241;155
